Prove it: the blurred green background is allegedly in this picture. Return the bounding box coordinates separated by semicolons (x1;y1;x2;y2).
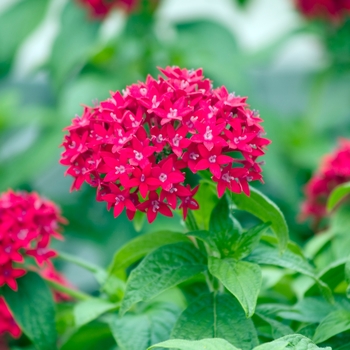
0;0;349;293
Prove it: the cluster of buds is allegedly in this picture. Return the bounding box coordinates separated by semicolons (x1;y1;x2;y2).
301;139;350;222
295;0;350;22
77;0;139;19
60;66;270;223
0;190;66;291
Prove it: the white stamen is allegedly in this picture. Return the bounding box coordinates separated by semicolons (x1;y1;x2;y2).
167;108;178;119
189;152;199;160
151;200;160;212
115;195;125;203
172;134;182;147
115;165;126;174
204;126;213;141
209;155;217;163
134;151;143;161
159;173;167;182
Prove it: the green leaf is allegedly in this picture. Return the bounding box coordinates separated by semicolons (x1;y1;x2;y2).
0;0;48;73
185;210;199;231
209;195;234;236
60;321;115;350
120;242;206;315
304;229;334;258
49;1;100;87
209;195;242;254
208;258;261;317
192;181;219;230
313;310;350;344
74;299;118;328
245;240;315;277
149;338;241;350
277;297;336;323
107;230;189;275
171;292;259;350
233;222;270;260
110;302;181;350
2;272;57;350
253;341;288;350
254;334;331;350
327;181;350;212
186;230;219;253
305;257;348;297
255;312;293;339
133;210;146;232
229;187;289;251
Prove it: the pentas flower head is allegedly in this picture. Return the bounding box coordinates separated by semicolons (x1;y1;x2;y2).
77;0;139;19
0;190;66;291
301;139;350;222
60;66;270;223
0;297;20;339
295;0;350;22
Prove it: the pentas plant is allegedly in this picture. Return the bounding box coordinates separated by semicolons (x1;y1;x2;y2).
301;138;350;223
0;190;66;290
60;66;270;223
295;0;350;22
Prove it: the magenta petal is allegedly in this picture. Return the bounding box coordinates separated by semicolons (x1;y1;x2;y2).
210;164;222;179
113;203;124;218
195;159;210;171
168;172;185;183
159;204;173;217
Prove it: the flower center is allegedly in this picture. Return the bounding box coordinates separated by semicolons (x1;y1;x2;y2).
134;151;143;161
209;155;217;163
189;152;199;161
167;108;178;119
140;174;146;182
159;173;167;182
222;173;231;182
140;87;147;96
17;229;28;240
172;134;182;147
151;200;160;212
152;95;159;108
3;269;11;277
204;126;213;141
115;165;126;174
69;141;76;149
115;195;125;203
156;134;164;143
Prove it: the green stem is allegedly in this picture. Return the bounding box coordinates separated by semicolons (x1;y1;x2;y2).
58;252;102;274
44;278;92;301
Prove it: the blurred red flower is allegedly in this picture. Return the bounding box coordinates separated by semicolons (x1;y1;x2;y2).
301;139;350;223
77;0;139;19
0;190;66;291
295;0;350;21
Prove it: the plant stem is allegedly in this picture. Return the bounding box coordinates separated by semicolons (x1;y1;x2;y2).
44;278;92;301
58;252;103;274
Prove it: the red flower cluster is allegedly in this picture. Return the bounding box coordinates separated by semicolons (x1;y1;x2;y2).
301;139;350;222
0;190;66;290
60;66;270;223
77;0;139;19
295;0;350;21
0;298;20;339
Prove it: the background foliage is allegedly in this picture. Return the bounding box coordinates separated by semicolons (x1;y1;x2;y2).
0;0;350;349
